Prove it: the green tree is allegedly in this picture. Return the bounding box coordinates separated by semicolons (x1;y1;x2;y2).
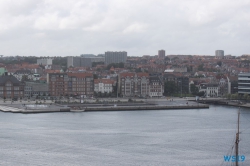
135;68;142;73
164;81;177;95
93;74;98;79
190;84;199;95
198;64;204;71
217;61;222;67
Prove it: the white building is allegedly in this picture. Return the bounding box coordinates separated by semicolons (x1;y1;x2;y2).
238;73;250;95
199;83;219;97
37;58;53;65
149;76;164;97
94;79;115;93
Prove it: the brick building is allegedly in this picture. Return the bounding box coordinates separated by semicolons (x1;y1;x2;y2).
0;73;24;99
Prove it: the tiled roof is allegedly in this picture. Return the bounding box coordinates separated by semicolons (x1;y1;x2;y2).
67;73;93;78
94;79;115;84
0;74;22;85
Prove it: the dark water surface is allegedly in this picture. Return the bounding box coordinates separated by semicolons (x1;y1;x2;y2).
0;106;249;166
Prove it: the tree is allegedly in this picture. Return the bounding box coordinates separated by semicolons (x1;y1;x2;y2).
190;84;199;95
135;68;142;73
243;94;248;101
197;91;205;97
92;62;104;67
198;64;204;71
217;61;222;67
21;75;29;82
93;74;98;79
164;81;177;95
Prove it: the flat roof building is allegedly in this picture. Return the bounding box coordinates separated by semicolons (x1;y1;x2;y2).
238;73;250;95
105;51;127;65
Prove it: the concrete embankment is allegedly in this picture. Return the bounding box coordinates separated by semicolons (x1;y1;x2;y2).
83;104;209;112
0;103;209;113
0;105;70;113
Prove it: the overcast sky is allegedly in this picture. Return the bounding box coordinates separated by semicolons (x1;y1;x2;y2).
0;0;250;57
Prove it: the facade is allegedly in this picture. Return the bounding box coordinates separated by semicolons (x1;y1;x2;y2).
67;73;94;97
13;70;32;81
158;50;165;59
105;51;127;65
199;83;219;97
215;50;224;59
81;58;92;68
67;57;81;68
67;57;105;68
162;73;189;95
24;82;49;98
94;79;115;93
0;73;24;98
0;68;7;76
149;76;164;97
37;58;53;65
48;73;69;97
80;54;96;58
119;72;149;97
238;73;250;95
48;72;94;97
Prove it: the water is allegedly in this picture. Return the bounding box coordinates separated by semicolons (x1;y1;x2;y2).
0;106;249;166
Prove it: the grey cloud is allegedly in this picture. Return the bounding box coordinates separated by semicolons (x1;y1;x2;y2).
0;0;250;56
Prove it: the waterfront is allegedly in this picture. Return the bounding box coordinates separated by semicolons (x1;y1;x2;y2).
0;106;249;166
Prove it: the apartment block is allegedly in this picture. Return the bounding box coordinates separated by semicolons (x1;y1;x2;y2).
37;58;53;65
238;73;250;95
119;72;149;97
105;51;127;65
94;79;115;93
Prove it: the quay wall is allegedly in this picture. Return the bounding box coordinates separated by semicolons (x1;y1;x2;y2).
84;104;209;112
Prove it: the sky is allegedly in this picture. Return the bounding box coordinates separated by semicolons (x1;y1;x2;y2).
0;0;250;57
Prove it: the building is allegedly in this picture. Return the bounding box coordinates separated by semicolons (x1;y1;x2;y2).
67;73;94;97
67;56;105;68
199;83;219;97
80;58;92;68
215;50;224;59
118;72;149;97
94;79;115;94
37;58;53;65
13;69;32;81
24;82;49;98
238;73;250;95
67;57;81;68
149;76;164;97
48;72;94;98
158;50;165;59
0;73;24;99
48;73;69;97
80;54;96;58
0;68;7;76
105;51;127;65
162;73;189;95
